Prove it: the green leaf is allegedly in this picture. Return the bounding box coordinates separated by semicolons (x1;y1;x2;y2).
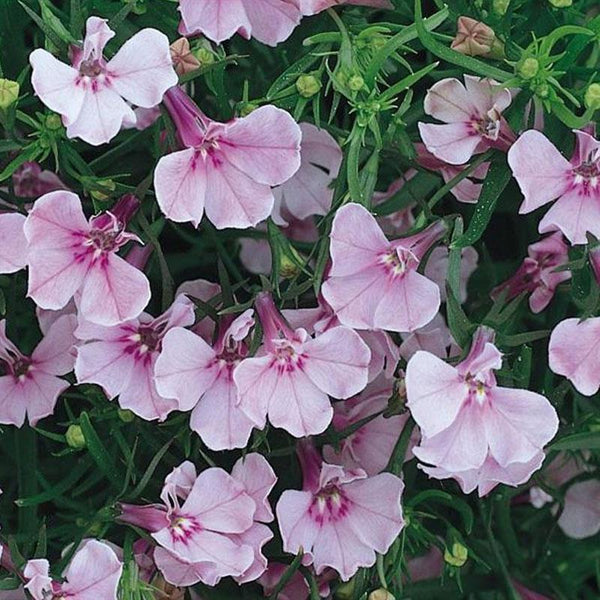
18;1;67;51
551;431;600;451
126;439;173;500
269;552;304;600
379;61;439;102
408;489;474;534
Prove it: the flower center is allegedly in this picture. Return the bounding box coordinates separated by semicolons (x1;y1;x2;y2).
309;485;351;525
379;248;413;278
78;58;104;78
169;515;202;544
573;160;600;189
85;228;121;254
466;376;489;405
473;112;500;140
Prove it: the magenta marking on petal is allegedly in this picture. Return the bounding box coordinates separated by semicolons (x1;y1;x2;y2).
308;485;352;526
168;514;203;544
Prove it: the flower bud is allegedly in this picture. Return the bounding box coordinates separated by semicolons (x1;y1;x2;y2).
193;46;215;67
89;179;116;202
518;57;540;80
348;74;365;92
548;0;572;7
280;254;301;279
493;0;510;14
44;113;63;131
66;424;86;449
170;38;200;76
0;79;19;109
584;83;600;111
118;408;135;423
296;74;322;98
369;590;395;600
444;542;468;567
335;579;356;599
451;17;503;59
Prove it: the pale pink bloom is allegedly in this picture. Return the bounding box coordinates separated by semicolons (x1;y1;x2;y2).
418;76;514;165
424;245;478;303
406;327;559;496
272;123;342;226
321;203;444;333
548;317;600;396
372;176;416;236
155;310;257;449
30;17;177;146
0;213;27;274
301;0;392;15
492;232;570;313
415;143;490;204
258;563;310;600
557;479;600;539
24;540;122;600
451;17;499;58
0;316;75;427
276;441;405;581
178;0;303;46
24;191;151;326
322;375;412;475
399;313;458;362
12;162;68;198
125;106;162;131
234;292;370;437
508;129;600;244
176;278;221;342
75;296;194;421
155;87;301;229
406;546;443;583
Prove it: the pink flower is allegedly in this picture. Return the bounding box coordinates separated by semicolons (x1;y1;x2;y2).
154;310;257;449
233;292;370;437
508;129;600;244
418;76;514;165
120;454;276;586
372;176;417;236
12;162;68;198
178;0;303;46
300;0;392;15
75;295;194;421
276;441;405;581
0;213;27;274
425;245;478;303
492;232;570;313
399;313;458;362
24;191;151;326
406;327;559;496
155;87;301;229
322;375;412;476
557;479;600;539
548;316;600;395
321;203;445;333
272;123;342;226
0;315;75;427
258;563;310;600
30;17;177;146
24;540;122;600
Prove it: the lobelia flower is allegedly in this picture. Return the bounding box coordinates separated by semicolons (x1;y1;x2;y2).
321;202;445;333
0;212;27;274
300;0;393;15
0;315;76;427
75;295;195;421
12;162;68;198
424;245;478;303
399;313;458;362
508;128;600;244
154;310;257;450
372;176;417;236
406;327;559;496
258;563;310;600
24;540;122;600
492;232;570;313
418;75;515;165
178;0;303;46
233;292;371;437
30;17;177;146
120;454;276;586
24;191;151;326
154;86;301;229
557;479;600;539
276;441;405;581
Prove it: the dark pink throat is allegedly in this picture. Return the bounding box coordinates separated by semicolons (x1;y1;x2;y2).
308;485;351;525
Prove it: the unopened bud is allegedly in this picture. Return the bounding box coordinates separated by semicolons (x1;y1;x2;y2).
535;82;551;99
348;74;365;92
335;579;356;599
66;424;86;449
170;38;200;76
493;0;510;14
518;57;540;80
296;74;321;98
118;409;135;423
90;179;116;202
444;542;468;567
548;0;572;7
44;113;63;131
0;79;19;109
192;46;215;68
452;17;503;59
368;590;395;600
584;83;600;111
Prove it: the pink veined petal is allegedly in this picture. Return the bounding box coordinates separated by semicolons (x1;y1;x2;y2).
107;28;178;107
405;350;467;437
31;314;76;376
301;0;392;15
301;326;370;398
24;559;52;600
508;130;572;214
423;77;478;122
204;158;274;229
0;213;27;274
154;547;219;587
155;148;207;227
463;75;512;113
82;17;115;59
549;317;600;396
220;106;302;186
24;372;69;427
231;522;273;584
29;50;85;126
418;122;482;165
79;254;151;326
572;130;600;166
242;0;303;46
280;161;334;220
558;479;600;539
327;203;388;276
154;327;219;412
62;540;122;600
190;372;255;451
276;490;319;561
231;453;277;523
239;238;272;275
0;377;29;427
538;187;600;245
178;0;251;43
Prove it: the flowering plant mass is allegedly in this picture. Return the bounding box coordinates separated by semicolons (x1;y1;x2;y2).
0;0;599;598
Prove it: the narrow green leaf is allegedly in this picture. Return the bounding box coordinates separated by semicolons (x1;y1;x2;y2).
269;551;304;600
126;439;173;500
79;412;122;489
551;431;600;451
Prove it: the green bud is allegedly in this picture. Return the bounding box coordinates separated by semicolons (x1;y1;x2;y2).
493;0;510;14
90;179;116;202
548;0;572;7
45;113;63;131
584;83;600;111
444;542;468;567
118;409;135;423
335;579;356;599
66;424;86;449
535;82;551;99
280;253;301;279
296;74;321;98
348;74;365;92
0;79;19;109
368;590;395;600
518;57;540;80
193;47;215;67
